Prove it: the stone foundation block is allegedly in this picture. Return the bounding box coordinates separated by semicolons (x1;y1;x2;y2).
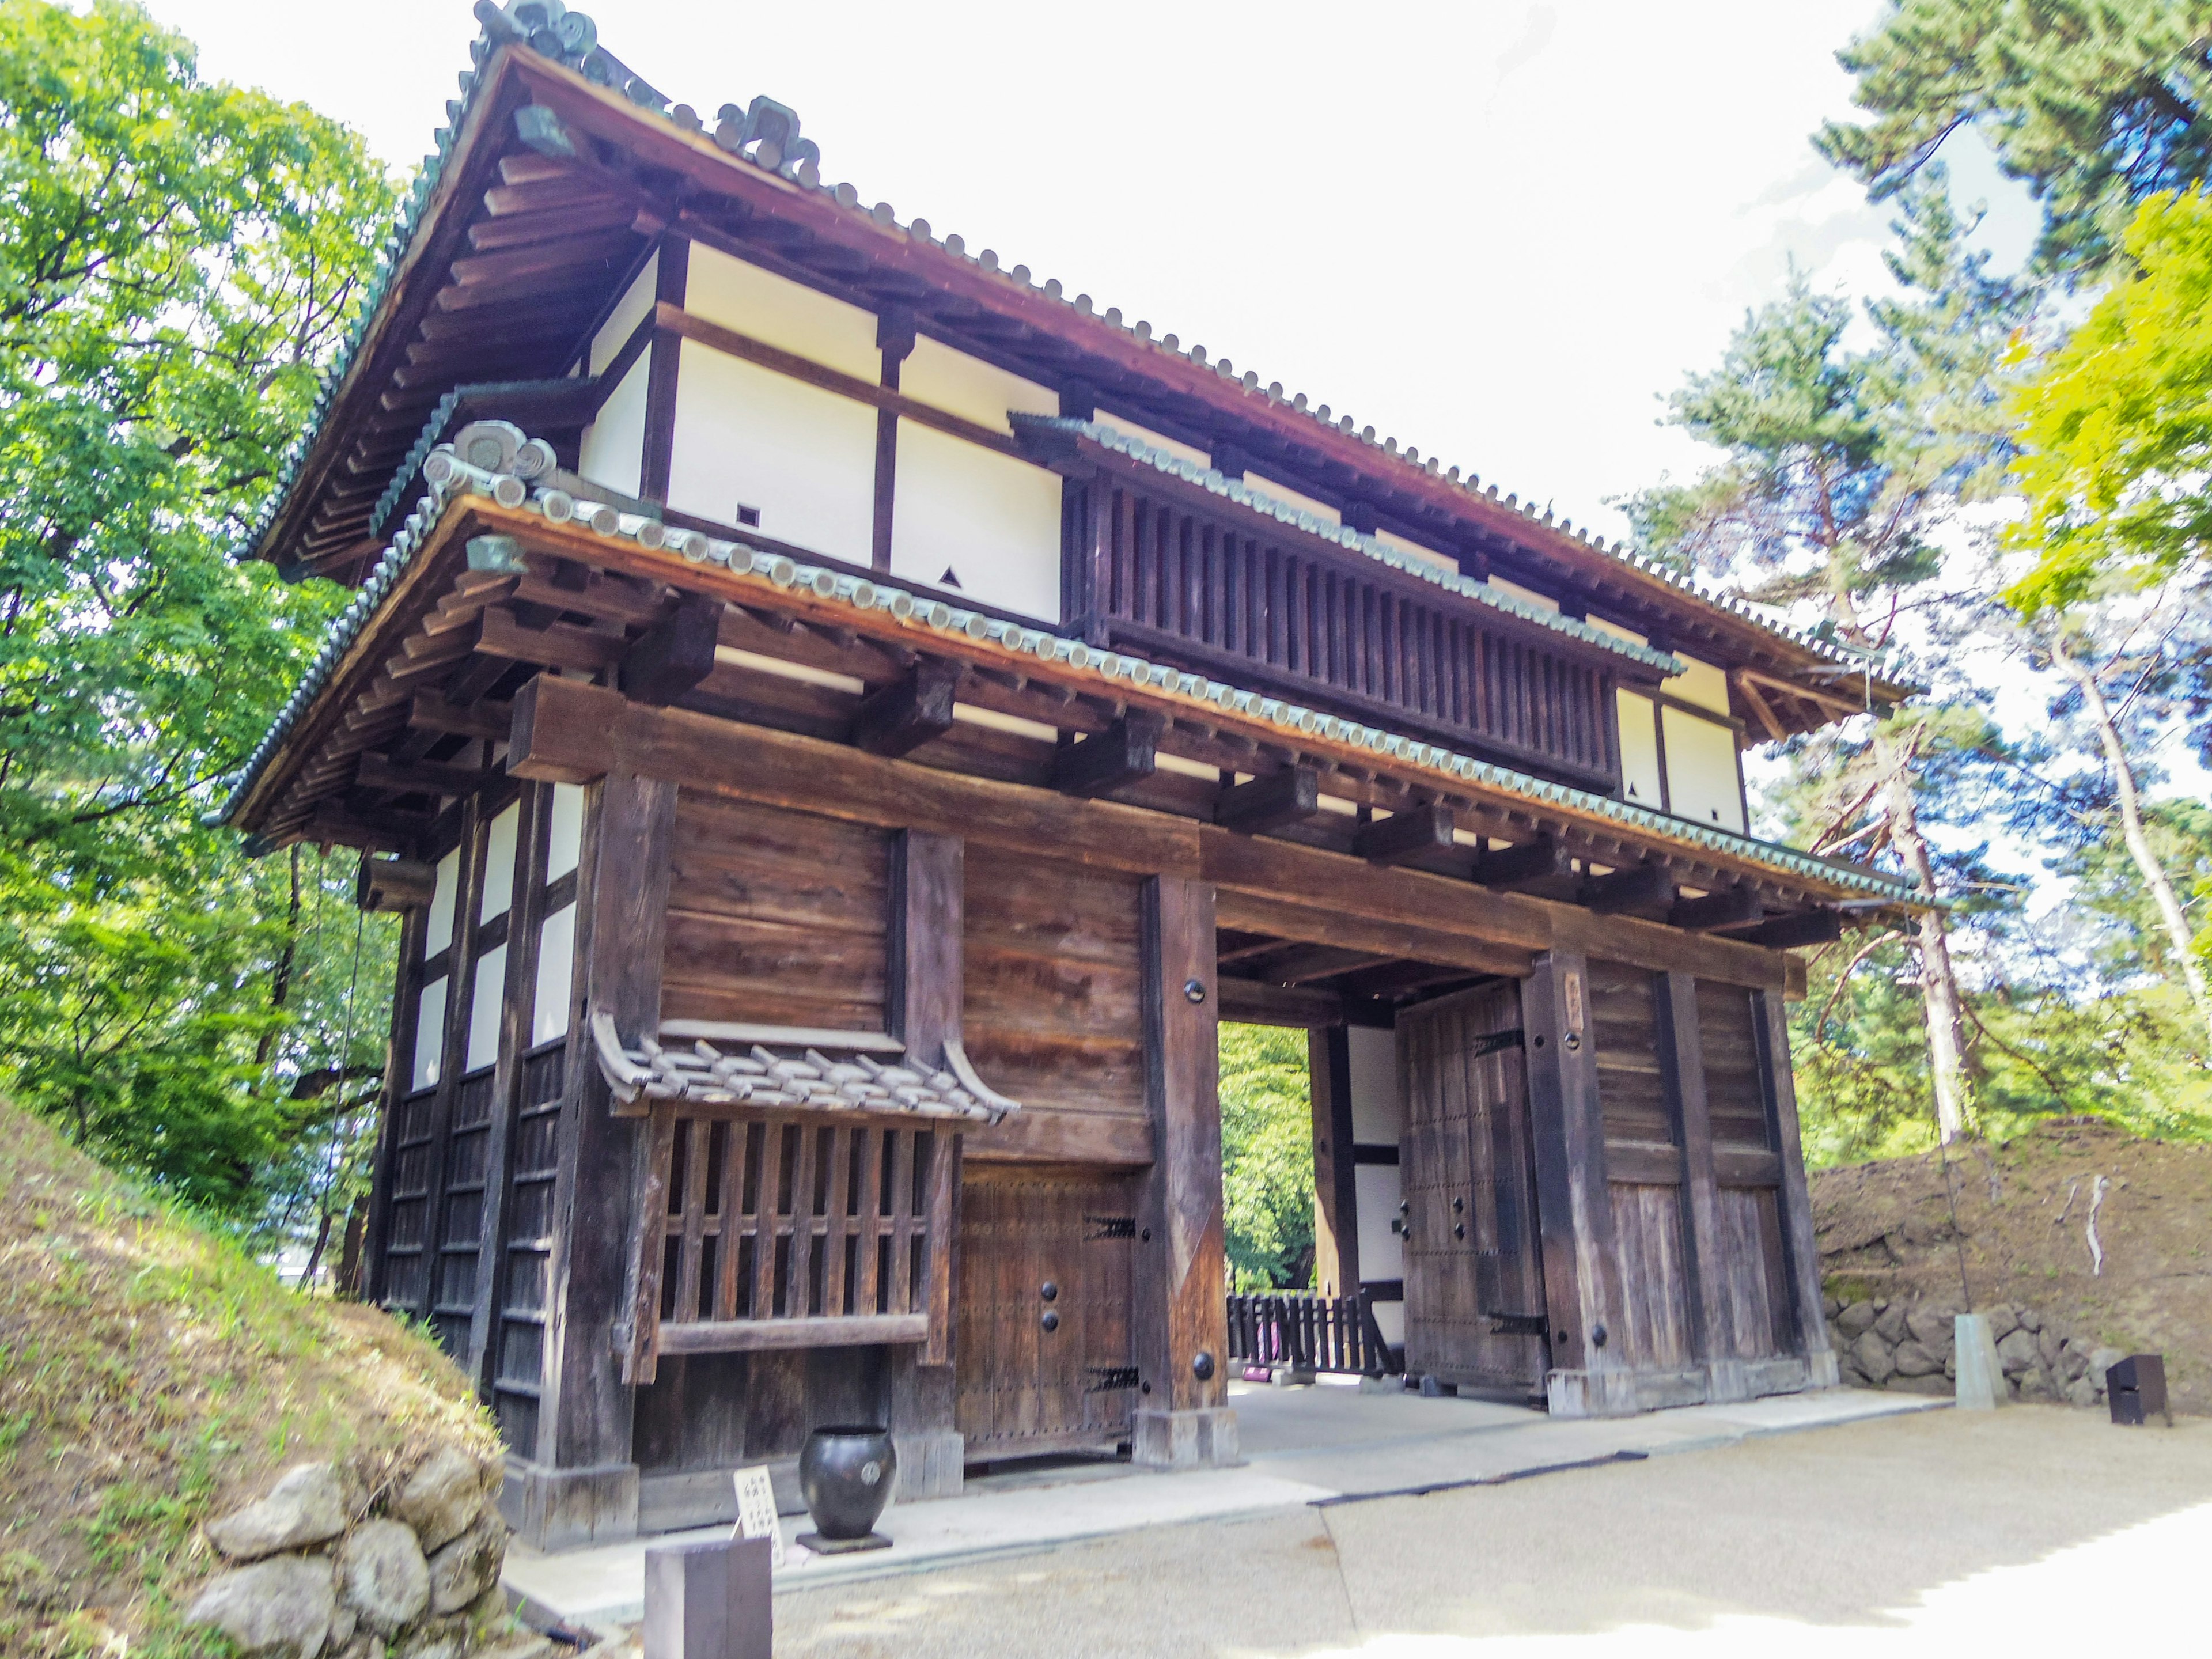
1131;1407;1238;1469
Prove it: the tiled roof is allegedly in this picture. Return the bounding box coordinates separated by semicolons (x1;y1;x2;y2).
1028;418;1685;675
240;3;1902;696
218;446;1925;907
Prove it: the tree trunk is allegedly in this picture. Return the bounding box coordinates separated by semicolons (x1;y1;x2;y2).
2052;641;2212;1052
1874;722;1973;1142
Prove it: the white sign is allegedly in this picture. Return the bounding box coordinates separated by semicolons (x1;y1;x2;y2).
731;1467;786;1569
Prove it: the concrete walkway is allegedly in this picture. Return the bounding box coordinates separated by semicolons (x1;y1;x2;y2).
503;1381;1942;1631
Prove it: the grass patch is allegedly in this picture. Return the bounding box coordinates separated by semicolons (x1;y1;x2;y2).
0;1101;499;1656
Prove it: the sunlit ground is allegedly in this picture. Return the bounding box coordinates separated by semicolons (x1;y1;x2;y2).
776;1406;2212;1657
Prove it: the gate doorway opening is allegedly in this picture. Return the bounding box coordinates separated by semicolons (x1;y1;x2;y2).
1216;927;1552;1408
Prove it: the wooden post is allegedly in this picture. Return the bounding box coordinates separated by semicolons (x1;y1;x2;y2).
362;900;428;1309
882;830;965;1499
1656;970;1747;1402
639;240;688;502
464;781;550;1388
1521;950;1633;1416
513;766;675;1550
1756;988;1837;1383
415;796;490;1331
1131;876;1235;1467
1308;1026;1360;1298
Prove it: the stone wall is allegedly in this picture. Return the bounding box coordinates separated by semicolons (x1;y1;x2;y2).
1827;1293;2126;1408
185;1444;552;1659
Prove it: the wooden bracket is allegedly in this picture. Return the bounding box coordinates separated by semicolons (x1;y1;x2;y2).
1052;710;1164;797
852;661;960;757
1669;885;1764;931
1739;910;1844;949
1475;837;1570;890
1580;862;1673;914
620;595;722;706
1213;766;1319;833
355;854;438;912
356;752;492;800
1353;802;1455;866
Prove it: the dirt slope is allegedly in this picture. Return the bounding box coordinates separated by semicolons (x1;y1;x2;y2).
0;1101;499;1657
1812;1117;2212;1411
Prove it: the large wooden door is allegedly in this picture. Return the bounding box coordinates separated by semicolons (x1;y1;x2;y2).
1398;983;1548;1390
955;1168;1138;1459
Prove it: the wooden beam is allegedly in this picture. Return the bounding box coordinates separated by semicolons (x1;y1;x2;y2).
619;594;721;706
1475;836;1571;890
851;661;960;758
1732;671;1787;741
410;691;512;740
478;606;624;673
1310;1027;1359;1297
356;752;492;800
1328;959;1491;1001
1669;885;1763;932
1211;888;1536;982
1247;942;1394;986
1738;910;1842;949
1353;802;1455;866
1213;766;1319;834
1216;976;1344;1028
887;830;963;1375
506;673;1202;878
1757;990;1835;1375
653;1313;929;1354
1579;862;1673;914
1052;710;1164;798
355;855;438;912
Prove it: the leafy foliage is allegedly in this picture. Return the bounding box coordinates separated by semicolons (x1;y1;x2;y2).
1817;0;2212;278
0;1;398;1243
1218;1024;1314;1291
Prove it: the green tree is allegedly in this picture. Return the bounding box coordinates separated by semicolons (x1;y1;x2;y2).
1624;177;2029;1142
0;1;396;1234
1218;1024;1314;1291
1817;1;2212;278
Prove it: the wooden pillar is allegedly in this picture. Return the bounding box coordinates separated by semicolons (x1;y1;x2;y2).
1656;971;1747;1402
1756;989;1837;1382
639;240;688;502
464;782;550;1388
881;830;965;1499
415;796;490;1331
362;899;428;1309
1521;950;1634;1416
1131;876;1235;1467
512;766;675;1550
1308;1027;1360;1297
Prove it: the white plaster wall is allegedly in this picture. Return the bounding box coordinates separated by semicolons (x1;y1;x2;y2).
588;251;657;376
900;336;1057;434
1354;1164;1406;1289
1491;575;1560;613
535;904;575;1046
1668;653;1733;715
889;421;1061;620
479;802;520;923
1346;1025;1404;1142
413;976;447;1090
546;783;585;881
1662;706;1747;832
467;944;506;1072
668;339;876;564
578;352;647;499
424;849;460;958
1373;530;1457;574
683;244;878;378
1100;414;1210;471
1617;689;1664;809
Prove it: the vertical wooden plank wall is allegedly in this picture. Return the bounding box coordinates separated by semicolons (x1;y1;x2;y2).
1131;876;1234;1468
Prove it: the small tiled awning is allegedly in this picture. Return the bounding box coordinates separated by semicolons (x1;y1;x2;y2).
590;1010;1020;1124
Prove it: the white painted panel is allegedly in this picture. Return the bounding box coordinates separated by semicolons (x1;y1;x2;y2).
1354;1164;1406;1283
900;336;1057;434
1099;414;1209;471
1668;653;1733;715
588;251;656;376
669;340;876;563
547;783;585;881
889;422;1061;620
413;976;448;1090
1369;1298;1406;1348
1662;707;1746;833
1245;473;1339;524
467;944;506;1072
684;243;877;379
1491;576;1560;613
424;850;460;958
578;351;647;498
534;904;577;1046
1346;1025;1403;1143
1373;530;1456;573
479;802;520;923
1618;690;1664;809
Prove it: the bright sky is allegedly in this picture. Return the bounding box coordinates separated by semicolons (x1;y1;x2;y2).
147;0;2035;547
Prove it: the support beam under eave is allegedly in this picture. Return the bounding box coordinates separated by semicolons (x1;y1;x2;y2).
1738;910;1843;949
1354;802;1455;866
1214;765;1319;832
1669;885;1764;931
851;660;960;757
1580;862;1673;914
1053;709;1164;797
1475;836;1570;890
620;595;722;706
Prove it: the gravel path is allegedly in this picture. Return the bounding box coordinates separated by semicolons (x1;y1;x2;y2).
773;1405;2212;1657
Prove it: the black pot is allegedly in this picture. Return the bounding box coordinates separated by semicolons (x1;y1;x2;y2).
798;1425;897;1540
